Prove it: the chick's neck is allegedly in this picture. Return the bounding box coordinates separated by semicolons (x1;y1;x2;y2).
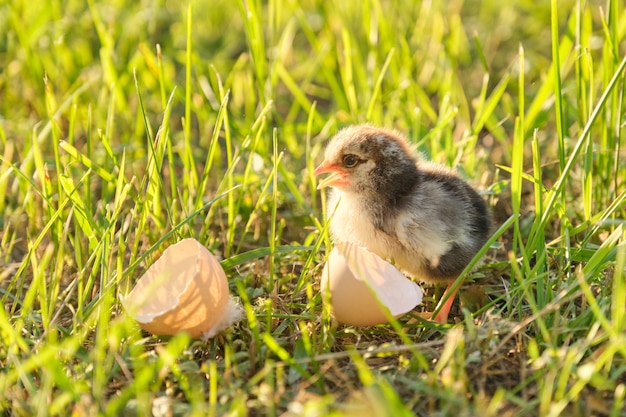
350;162;421;231
372;160;420;201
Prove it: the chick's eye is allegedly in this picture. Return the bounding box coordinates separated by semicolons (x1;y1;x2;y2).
342;154;360;168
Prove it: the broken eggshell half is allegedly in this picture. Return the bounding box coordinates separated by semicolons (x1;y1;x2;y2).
321;241;423;326
121;238;242;339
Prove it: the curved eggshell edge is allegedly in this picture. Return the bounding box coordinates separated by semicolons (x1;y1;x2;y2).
321;241;423;326
121;238;230;338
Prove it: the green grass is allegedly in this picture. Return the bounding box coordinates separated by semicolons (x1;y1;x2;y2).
1;0;625;415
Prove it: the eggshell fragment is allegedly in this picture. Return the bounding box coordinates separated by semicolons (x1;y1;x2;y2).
122;238;241;338
320;242;423;326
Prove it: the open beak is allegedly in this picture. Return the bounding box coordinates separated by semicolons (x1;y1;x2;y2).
314;161;348;189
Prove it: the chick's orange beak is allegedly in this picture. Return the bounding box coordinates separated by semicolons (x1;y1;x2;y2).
314;161;349;189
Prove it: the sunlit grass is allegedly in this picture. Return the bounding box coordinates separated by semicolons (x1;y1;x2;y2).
1;0;625;416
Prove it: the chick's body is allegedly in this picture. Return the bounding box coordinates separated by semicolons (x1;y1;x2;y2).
316;125;491;284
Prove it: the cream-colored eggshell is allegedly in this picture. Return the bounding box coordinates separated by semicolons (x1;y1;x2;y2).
321;242;423;326
122;238;231;338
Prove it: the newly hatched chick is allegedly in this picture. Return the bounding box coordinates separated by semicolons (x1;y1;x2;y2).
314;124;491;323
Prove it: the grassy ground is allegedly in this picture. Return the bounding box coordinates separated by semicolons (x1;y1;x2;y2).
1;0;625;415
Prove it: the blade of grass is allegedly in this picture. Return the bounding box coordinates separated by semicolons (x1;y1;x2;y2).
550;0;566;171
528;54;626;249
